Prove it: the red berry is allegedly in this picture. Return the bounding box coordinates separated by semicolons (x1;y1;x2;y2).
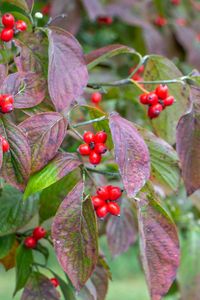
154;16;167;27
2;94;14;105
50;278;59;288
0;95;4;106
146;92;158;106
148;103;163;119
94;131;107;143
42;4;51;15
94;143;107;154
83;131;95;144
89;151;101;165
109;186;122;201
132;73;142;81
15;20;27;32
138;65;145;73
91;92;102;104
2;13;15;28
78;144;91;156
139;93;148;105
92;196;105;209
107;202;120;216
0;137;9;153
97;16;113;25
97;186;110;201
164;96;175;106
155;85;168;100
24;236;37;248
0;28;14;42
171;0;181;5
1;104;13;113
33;226;46;240
96;205;108;218
176;18;186;26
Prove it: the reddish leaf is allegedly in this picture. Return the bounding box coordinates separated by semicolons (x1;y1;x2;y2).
0;64;7;87
52;181;98;291
176;86;200;195
19;112;67;173
47;26;88;112
81;0;105;20
137;189;180;300
109;112;150;198
91;257;110;300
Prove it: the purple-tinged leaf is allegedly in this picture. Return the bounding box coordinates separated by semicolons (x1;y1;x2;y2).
106;201;137;257
81;0;105;20
21;272;60;300
1;72;46;109
79;280;97;300
0;64;7;87
19;112;67;173
109;112;150;198
52;181;98;291
47;26;88;112
137;188;180;300
0;117;31;191
176;86;200;196
25;0;34;11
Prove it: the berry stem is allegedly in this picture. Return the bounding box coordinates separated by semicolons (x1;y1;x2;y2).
138;78;186;85
130;79;149;93
72;116;107;128
84;167;99;189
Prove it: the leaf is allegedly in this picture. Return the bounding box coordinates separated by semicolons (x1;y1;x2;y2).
0;234;15;259
0;185;39;236
137;187;180;300
19;112;67;173
24;153;81;199
52;181;98;291
25;0;34;12
1;72;46;109
0;117;31;190
0;240;19;270
0;64;7;86
14;243;33;295
80;0;105;20
144;55;190;145
21;272;60;300
109;112;150;198
1;0;30;11
47;26;88;112
79;280;97;300
176;86;200;195
106;200;137;257
85;44;136;69
51;272;76;300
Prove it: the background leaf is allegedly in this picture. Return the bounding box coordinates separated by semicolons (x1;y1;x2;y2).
80;0;105;21
0;234;15;259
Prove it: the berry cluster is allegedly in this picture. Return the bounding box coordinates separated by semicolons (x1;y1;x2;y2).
78;131;107;165
24;226;46;249
0;135;9;153
139;85;175;119
97;16;113;25
91;92;102;104
0;94;14;113
1;13;27;43
129;65;144;82
50;278;59;288
92;185;122;218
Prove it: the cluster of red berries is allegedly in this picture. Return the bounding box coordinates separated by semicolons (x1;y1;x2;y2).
139;84;175;119
91;92;102;104
129;65;144;82
78;131;107;165
50;278;59;288
24;226;46;249
0;94;14;113
97;16;113;25
92;185;122;218
0;13;27;42
0;135;9;153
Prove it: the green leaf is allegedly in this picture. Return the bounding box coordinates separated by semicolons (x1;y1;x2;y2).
0;185;39;236
51;272;76;300
0;234;15;259
1;0;30;12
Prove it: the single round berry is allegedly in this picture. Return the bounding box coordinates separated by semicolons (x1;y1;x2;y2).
97;16;113;25
89;151;101;165
154;16;167;27
94;131;107;143
146;92;159;106
83;131;95;144
15;20;27;32
137;65;145;73
50;278;59;288
96;205;108;218
107;202;120;216
1;138;9;153
24;236;37;249
109;186;123;201
171;0;181;5
0;28;14;42
92;196;105;209
148;103;163;119
139;93;148;105
1;103;13;113
78;144;91;156
132;73;143;81
42;4;51;15
164;96;175;106
94;143;107;154
2;94;14;105
33;226;46;240
2;13;15;28
97;186;110;201
91;92;102;104
155;85;168;100
176;18;186;26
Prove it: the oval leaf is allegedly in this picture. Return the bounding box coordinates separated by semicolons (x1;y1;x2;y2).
2;0;30;11
52;181;98;291
109;112;150;198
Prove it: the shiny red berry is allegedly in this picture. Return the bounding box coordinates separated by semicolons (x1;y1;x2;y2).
146;92;158;106
83;131;95;144
91;92;102;104
94;131;107;143
92;196;105;209
138;65;145;73
148;103;163;119
0;28;14;42
154;16;167;27
15;20;27;32
96;205;108;218
132;73;142;81
42;4;51;15
50;278;59;288
109;186;123;201
1;104;13;113
33;226;46;240
164;96;175;106
97;16;113;25
155;85;168;100
89;151;101;165
107;202;120;216
139;93;148;105
24;236;37;248
2;13;15;28
0;95;4;106
97;186;110;201
94;143;107;154
0;137;10;153
2;94;14;105
78;144;91;156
